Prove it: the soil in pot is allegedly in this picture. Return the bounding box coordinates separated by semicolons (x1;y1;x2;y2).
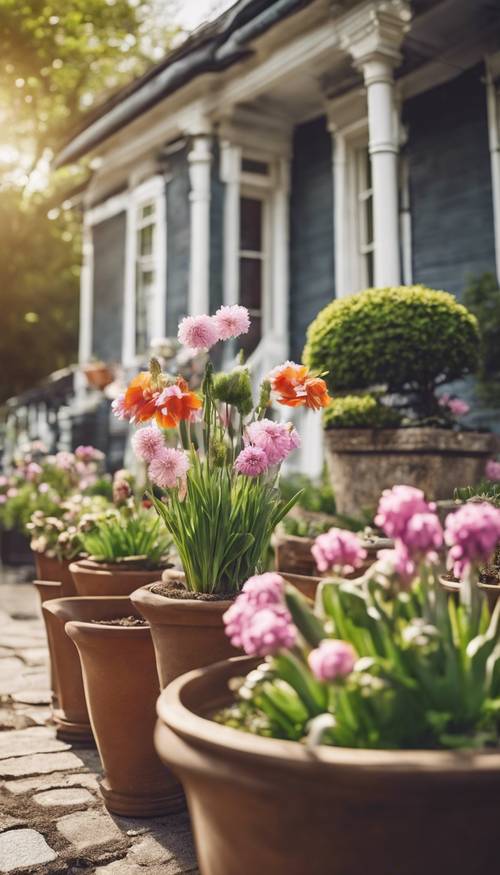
69;559;170;597
130;575;238;690
155;654;500;875
35;553;76;596
64;596;184;817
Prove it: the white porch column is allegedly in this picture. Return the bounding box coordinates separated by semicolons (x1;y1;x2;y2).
188;135;212;315
339;0;411;287
270;156;290;361
220;140;241;306
79;221;93;364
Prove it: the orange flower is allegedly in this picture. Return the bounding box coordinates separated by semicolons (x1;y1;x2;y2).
156;378;202;427
270;362;331;410
123;372;160;423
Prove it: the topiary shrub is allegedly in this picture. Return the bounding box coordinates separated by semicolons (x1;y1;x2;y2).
323;394;402;430
303;286;479;417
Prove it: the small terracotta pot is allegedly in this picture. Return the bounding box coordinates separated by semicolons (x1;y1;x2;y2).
83;362;114;390
33;580;62;702
155;654;500;875
280;571;321;600
35;553;76;596
130;583;237;690
439;575;500;614
69;560;166;597
65;596;184;817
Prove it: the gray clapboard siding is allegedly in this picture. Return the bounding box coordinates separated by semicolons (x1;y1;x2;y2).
405;65;496;298
166;146;190;334
289;116;335;361
91;211;126;361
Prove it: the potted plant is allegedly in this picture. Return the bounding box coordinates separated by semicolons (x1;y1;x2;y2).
303;285;500;517
60;595;183;815
116;306;330;688
70;472;173;596
83;359;114;390
156;485;500;875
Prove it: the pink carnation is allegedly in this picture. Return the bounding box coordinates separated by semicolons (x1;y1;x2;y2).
377;545;416;586
213;305;250;341
26;462;42;481
403;512;443;558
439;394;470;417
148;448;190;489
224;581;296;656
486;459;500;482
234;446;269;477
131;426;165;463
444;502;500;579
241;572;285;606
311;528;366;575
75;445;104;462
244;419;300;465
54;451;75;471
111;394;129;420
308;639;357;682
375;485;433;540
178;315;219;350
38;483;49;494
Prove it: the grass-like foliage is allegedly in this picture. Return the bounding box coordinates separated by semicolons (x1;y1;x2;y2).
78;506;171;567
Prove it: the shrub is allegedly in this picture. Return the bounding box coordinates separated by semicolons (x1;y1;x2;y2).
303;286;479;416
323;394;402;430
463;272;500;404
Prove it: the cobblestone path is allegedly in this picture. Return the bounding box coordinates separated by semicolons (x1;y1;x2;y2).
0;567;199;874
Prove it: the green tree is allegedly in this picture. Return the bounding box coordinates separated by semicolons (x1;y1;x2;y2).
0;0;177;403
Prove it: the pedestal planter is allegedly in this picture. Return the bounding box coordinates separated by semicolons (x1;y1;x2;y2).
65;596;183;817
325;427;499;517
69;560;167;597
130;583;237;690
155;654;500;875
35;553;76;596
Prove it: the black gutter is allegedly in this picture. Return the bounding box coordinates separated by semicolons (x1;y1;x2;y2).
53;0;311;168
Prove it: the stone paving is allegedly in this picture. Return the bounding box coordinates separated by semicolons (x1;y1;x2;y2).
0;566;199;874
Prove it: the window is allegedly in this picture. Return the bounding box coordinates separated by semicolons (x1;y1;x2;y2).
355;146;374;288
135;200;157;356
239;195;266;356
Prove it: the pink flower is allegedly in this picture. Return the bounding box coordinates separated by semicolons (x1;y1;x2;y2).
377;544;416;586
241;572;285;606
444;502;500;578
223;573;296;656
403;512;443;558
213;305;250;341
148;448;190;489
439;394;470;416
244;419;300;465
238;607;297;656
113;478;132;505
0;495;6;505
308;639;357;682
311;528;366;575
486;459;500;482
111;394;130;420
375;485;433;540
54;451;75;471
178;315;219;350
6;488;18;498
0;475;8;488
234;446;269;477
26;462;42;481
75;445;104;462
38;483;49;494
131;426;165;463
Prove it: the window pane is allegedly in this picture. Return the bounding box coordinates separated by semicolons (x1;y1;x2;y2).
241;158;269;175
139;224;154;257
240;197;262;251
239;257;262;311
239;315;262;358
136;269;155;354
366;251;374;288
141;203;155;220
366;196;374;246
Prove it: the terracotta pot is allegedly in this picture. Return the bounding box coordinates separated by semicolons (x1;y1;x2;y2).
325;427;500;517
83;362;114;390
65;596;184;817
130;583;237;690
279;571;321;600
34;553;76;596
276;533;391;581
69;560;166;597
439;575;499;614
33;580;62;702
156;654;500;875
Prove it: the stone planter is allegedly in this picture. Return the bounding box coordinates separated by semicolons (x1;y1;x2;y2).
35;553;76;596
325;427;499;517
69;560;167;597
65;596;183;816
130;582;237;690
155;654;500;875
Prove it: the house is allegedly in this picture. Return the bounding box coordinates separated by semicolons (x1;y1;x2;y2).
54;0;500;474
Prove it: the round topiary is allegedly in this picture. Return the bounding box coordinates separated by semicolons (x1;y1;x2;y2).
323;394;402;430
303;286;479;401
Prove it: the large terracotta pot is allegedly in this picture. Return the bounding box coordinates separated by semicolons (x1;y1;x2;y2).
156;654;500;875
439;576;499;614
69;559;166;597
33;580;62;702
35;553;76;595
325;427;499;517
130;583;237;690
276;534;391;581
65;596;184;817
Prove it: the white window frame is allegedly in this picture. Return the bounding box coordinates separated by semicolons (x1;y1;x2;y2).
122;175;167;366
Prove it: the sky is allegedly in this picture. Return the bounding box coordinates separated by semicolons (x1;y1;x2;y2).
174;0;236;31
